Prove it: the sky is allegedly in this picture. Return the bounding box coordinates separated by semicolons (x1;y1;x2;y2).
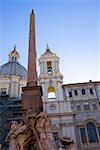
0;0;100;84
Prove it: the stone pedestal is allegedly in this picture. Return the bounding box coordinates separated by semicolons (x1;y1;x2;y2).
22;86;43;118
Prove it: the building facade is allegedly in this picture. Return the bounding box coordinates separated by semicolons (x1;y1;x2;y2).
63;82;100;150
0;46;100;149
39;46;100;150
0;47;100;150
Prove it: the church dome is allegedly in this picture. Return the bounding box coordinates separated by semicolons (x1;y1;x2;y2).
0;46;27;78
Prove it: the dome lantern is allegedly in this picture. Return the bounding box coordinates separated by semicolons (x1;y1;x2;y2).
8;45;20;62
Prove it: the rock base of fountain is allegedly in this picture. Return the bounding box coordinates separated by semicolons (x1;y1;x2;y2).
6;110;74;150
6;110;57;150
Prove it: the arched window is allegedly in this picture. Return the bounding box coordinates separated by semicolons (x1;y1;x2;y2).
74;90;78;96
12;56;17;61
87;122;98;143
82;89;86;95
90;88;93;94
47;61;52;74
48;86;56;99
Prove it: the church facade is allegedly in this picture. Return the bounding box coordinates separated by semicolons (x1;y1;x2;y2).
0;47;27;98
0;47;27;148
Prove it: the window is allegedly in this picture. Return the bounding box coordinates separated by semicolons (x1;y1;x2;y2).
71;102;75;110
98;127;100;137
1;88;6;95
12;56;17;61
80;122;99;144
92;102;97;110
80;128;87;143
74;90;78;96
90;88;93;94
48;86;56;99
83;102;90;110
12;56;14;60
76;104;81;111
69;91;72;97
87;122;98;143
13;56;17;61
47;61;52;74
82;89;86;95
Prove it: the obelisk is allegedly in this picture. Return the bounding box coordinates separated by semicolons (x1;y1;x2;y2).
22;10;43;118
27;9;37;86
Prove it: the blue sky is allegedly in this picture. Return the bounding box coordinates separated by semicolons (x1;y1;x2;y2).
0;0;99;83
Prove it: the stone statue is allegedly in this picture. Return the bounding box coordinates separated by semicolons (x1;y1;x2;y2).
6;121;28;150
6;111;57;150
34;112;57;150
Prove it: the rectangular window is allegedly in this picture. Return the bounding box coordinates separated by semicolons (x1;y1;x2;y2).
92;102;97;110
47;61;52;74
74;90;78;96
80;128;87;143
69;91;72;97
82;89;86;95
90;88;93;94
83;102;90;110
98;127;100;137
12;56;14;60
71;102;75;111
47;61;52;67
76;104;81;111
1;88;7;95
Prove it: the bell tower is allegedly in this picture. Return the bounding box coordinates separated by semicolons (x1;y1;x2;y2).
39;46;64;114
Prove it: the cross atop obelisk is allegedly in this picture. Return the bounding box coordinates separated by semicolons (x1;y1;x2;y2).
27;9;37;86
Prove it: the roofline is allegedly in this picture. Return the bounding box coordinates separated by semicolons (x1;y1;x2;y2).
0;74;27;80
62;81;100;87
0;61;27;71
